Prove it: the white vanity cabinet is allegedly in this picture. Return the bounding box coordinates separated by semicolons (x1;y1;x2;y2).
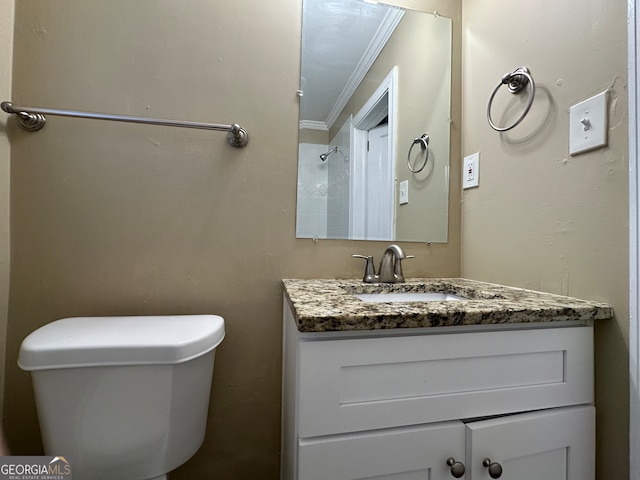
281;300;595;480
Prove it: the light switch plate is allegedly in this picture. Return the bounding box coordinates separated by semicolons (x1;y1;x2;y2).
399;180;409;204
569;91;608;155
463;152;479;189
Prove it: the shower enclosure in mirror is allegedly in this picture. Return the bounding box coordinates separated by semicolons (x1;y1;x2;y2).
296;0;452;242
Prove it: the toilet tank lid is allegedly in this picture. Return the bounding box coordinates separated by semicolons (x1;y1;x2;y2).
18;315;225;371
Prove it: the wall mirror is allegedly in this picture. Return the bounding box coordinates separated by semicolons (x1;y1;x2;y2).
296;0;452;242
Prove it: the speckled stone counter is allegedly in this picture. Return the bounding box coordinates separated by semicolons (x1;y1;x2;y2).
283;278;613;332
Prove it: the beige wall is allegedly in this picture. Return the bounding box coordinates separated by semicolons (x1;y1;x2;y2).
461;0;629;478
2;1;460;478
0;0;13;423
3;0;629;478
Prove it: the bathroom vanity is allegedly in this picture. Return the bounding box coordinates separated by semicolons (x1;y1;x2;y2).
281;278;613;480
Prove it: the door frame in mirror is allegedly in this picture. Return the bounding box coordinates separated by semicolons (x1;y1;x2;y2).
349;67;398;240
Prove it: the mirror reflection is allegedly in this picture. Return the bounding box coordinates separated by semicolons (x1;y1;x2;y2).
296;0;452;242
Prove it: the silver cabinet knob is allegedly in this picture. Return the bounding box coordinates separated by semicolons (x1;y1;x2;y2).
446;457;465;478
482;458;503;479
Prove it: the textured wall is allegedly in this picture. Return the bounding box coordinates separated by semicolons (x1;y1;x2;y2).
461;0;629;478
2;0;629;478
3;1;461;478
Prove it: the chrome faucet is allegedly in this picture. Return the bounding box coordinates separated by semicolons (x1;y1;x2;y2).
352;244;414;283
378;244;412;283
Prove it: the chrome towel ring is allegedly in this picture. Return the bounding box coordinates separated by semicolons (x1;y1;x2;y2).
487;66;535;132
407;134;429;173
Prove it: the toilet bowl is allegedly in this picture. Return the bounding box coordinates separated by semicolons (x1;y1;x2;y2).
18;314;225;480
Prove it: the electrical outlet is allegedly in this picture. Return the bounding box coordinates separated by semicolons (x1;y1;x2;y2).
463;153;480;189
399;180;409;205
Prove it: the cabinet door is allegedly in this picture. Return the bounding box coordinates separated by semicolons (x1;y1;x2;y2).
466;405;594;480
298;421;465;480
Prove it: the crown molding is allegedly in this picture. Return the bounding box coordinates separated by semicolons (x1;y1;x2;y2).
324;8;404;130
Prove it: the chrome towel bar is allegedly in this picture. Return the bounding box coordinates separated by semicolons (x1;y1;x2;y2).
1;101;249;148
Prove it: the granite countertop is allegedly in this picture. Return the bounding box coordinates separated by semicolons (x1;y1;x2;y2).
283;278;614;332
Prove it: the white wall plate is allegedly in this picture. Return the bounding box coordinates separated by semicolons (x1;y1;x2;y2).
569;91;608;156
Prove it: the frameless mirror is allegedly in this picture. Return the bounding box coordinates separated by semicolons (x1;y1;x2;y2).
296;0;452;242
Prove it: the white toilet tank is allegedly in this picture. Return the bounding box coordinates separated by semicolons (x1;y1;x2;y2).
18;315;225;480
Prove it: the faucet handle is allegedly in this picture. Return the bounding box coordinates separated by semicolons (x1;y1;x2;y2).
393;255;414;282
352;254;377;283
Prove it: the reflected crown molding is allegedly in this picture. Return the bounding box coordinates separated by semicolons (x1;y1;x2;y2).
299;7;404;132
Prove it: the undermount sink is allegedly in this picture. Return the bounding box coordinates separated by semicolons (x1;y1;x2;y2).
354;292;468;303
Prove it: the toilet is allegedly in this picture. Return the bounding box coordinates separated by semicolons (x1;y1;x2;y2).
18;314;225;480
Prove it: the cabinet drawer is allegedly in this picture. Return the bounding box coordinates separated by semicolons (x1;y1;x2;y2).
298;326;593;437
